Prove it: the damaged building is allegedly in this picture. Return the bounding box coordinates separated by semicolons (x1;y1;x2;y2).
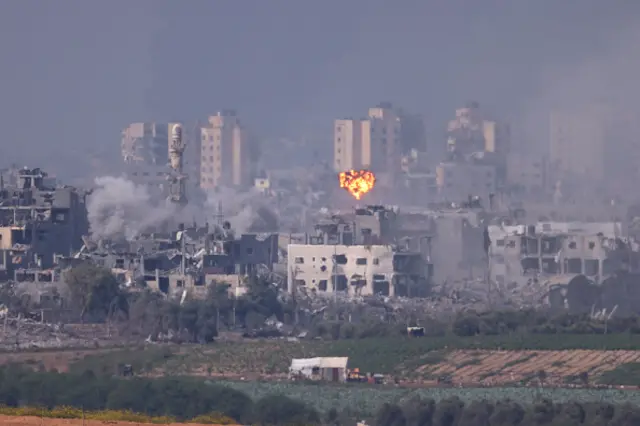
0;167;88;281
73;222;279;299
488;221;638;290
287;205;432;297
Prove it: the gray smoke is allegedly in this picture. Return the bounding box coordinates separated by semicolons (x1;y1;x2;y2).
87;176;177;240
204;186;264;235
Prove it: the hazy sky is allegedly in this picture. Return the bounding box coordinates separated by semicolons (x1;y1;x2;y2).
0;0;638;179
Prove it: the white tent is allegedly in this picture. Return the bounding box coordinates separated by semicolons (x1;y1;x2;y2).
289;357;348;382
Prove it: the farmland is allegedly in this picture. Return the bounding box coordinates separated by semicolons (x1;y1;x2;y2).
214;380;640;415
59;335;640;386
5;334;640;388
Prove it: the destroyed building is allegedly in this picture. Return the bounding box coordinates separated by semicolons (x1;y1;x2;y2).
488;221;638;289
73;221;279;299
287;205;432;297
0;168;88;281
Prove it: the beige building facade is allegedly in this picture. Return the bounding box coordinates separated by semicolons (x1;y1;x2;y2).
446;103;510;159
121;122;181;166
333;103;419;187
199;110;251;189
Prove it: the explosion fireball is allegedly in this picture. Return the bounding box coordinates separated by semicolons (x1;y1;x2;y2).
338;169;376;200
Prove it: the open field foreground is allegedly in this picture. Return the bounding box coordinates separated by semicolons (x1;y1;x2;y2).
0;416;238;426
215;381;640;414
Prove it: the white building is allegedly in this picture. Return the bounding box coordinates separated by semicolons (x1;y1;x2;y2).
287;244;428;297
289;357;348;382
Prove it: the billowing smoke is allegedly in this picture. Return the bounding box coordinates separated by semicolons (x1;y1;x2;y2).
87;176;177;240
87;176;277;240
204;186;266;235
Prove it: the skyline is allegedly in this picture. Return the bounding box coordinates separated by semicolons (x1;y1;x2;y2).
1;0;639;180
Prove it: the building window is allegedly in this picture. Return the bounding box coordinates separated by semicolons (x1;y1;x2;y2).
295;257;304;264
318;280;328;291
373;258;379;265
208;135;213;141
356;258;367;265
209;156;213;161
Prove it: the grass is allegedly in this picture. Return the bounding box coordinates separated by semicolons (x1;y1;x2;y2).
599;363;640;386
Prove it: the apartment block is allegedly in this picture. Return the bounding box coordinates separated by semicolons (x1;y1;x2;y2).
199;110;251;189
121;122;181;166
333;103;424;187
121;122;182;189
446;102;510;160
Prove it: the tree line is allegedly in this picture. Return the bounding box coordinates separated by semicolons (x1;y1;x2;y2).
373;396;640;426
2;365;640;426
0;365;319;425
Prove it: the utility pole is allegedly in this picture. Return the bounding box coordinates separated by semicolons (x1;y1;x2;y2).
180;233;186;275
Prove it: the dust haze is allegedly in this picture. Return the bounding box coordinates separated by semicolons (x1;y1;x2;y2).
0;2;639;179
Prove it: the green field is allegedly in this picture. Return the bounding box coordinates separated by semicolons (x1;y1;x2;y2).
213;380;640;415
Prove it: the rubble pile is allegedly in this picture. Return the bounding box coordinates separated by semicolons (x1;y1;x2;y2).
0;315;115;351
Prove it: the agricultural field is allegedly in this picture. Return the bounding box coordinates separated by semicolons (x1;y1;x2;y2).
0;348;118;372
415;349;640;386
7;334;640;386
213;380;640;415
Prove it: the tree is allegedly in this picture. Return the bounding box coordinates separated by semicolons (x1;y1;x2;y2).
579;371;590;387
537;369;548;387
64;263;124;322
252;394;320;425
375;403;406;426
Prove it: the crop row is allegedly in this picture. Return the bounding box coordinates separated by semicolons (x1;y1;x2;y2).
214;380;640;415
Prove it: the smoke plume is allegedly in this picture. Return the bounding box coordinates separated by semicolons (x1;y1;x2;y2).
87;176;177;240
204;186;265;235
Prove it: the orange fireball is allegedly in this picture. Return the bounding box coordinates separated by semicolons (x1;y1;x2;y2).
338;169;376;200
